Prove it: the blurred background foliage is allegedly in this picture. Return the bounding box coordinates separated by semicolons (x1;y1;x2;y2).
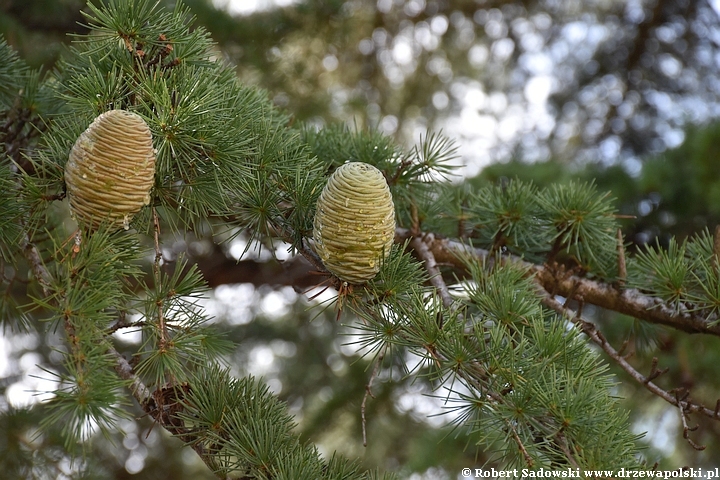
3;0;720;477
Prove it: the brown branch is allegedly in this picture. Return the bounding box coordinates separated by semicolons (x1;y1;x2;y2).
554;431;580;470
396;227;720;337
409;233;454;312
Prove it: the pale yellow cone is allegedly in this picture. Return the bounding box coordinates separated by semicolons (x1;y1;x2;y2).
313;162;395;284
65;110;156;231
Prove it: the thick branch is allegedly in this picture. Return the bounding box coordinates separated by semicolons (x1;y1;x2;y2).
396;228;720;337
193;254;316;289
531;266;720;336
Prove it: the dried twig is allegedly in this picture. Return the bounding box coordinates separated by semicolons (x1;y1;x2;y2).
361;347;386;447
678;403;705;451
506;419;534;467
109;346;152;404
645;357;669;384
543;294;717;449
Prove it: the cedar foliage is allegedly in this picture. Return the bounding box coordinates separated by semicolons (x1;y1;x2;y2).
2;0;720;477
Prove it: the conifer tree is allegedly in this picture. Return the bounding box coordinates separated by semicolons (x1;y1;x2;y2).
1;1;719;478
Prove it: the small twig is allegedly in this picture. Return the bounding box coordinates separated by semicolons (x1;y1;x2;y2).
678;403;705;451
410;233;453;316
506;419;534;467
361;347;386;447
152;208;168;350
296;240;342;292
107;313;149;335
616;339;629;357
153;207;163;265
645;357;669;384
542;294;718;450
108;311;130;333
299;241;327;274
410;202;420;236
145;34;174;68
554;431;580;470
387;156;413;186
562;281;580;308
20;233;52;297
109;346;152;404
162;58;181;70
617;229;626;287
41;192;66;202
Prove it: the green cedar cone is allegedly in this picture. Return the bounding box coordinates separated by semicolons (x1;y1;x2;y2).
65;110;156;231
313;162;395;284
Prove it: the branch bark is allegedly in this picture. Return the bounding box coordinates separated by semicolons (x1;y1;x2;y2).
409;233;454;310
396;228;720;337
20;233;52;297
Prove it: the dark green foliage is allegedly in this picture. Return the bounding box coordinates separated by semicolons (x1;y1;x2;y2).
469;180;551;259
38;340;131;450
462;256;542;327
365;243;427;304
302;124;458;229
628;229;720;322
459;261;638;468
539;181;619;276
176;366;397;479
2;1;407;476
431;178;622;276
0;167;24;260
630;238;690;309
0;37;27;108
350;254;641;469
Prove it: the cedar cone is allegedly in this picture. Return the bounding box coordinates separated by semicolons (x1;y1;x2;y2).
313;162;395;284
65;110;156;230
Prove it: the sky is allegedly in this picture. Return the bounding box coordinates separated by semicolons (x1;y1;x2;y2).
212;0;300;16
